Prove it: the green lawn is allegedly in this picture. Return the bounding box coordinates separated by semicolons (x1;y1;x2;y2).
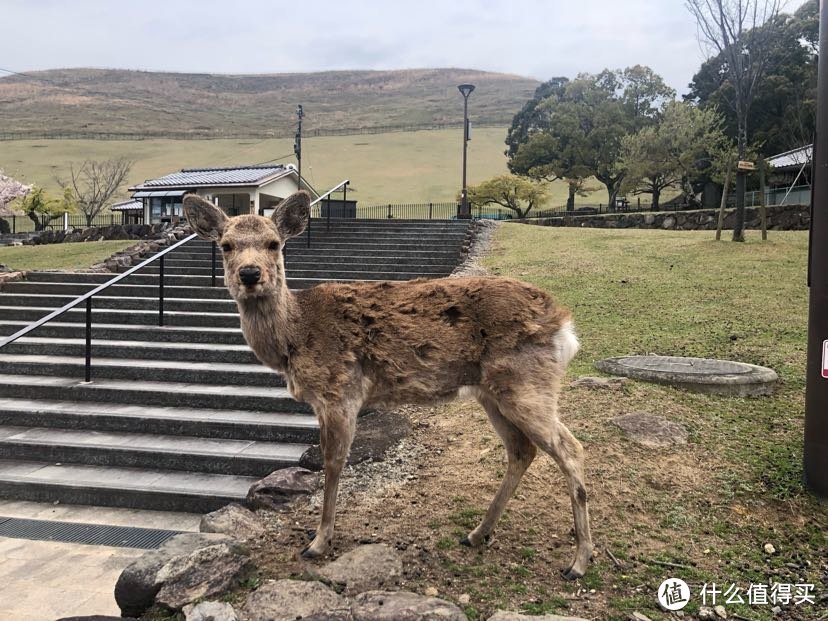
0;240;134;271
481;226;824;620
0;129;609;206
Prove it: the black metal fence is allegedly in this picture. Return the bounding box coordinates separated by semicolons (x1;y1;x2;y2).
0;212;131;234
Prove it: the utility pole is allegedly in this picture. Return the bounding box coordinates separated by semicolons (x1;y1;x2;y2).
458;84;475;219
804;3;828;498
294;104;304;189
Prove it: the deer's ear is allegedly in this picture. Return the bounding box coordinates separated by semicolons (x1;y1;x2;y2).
272;191;310;239
183;195;228;240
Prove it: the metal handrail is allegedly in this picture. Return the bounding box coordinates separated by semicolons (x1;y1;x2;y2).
0;231;199;380
306;179;349;247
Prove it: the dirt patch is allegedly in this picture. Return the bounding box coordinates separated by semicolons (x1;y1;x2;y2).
452;221;498;278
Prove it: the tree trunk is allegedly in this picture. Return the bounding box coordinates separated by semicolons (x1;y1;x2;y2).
733;120;748;242
86;212;94;227
652;187;661;211
27;212;43;232
566;184;576;211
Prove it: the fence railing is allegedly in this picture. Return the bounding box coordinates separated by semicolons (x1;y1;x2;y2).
0;212;131;235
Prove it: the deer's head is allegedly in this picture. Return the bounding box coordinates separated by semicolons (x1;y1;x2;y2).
183;191;310;300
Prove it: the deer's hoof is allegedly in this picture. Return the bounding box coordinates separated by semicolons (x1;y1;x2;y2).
561;565;584;581
305;529;316;540
300;545;322;559
459;533;490;548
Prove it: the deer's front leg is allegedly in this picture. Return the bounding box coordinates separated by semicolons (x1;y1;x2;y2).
301;402;358;559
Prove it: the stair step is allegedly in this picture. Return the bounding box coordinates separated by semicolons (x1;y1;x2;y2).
0;305;241;328
0;374;310;413
0;293;237;312
0;336;259;364
0;321;246;345
2;281;232;299
0;426;309;476
0;354;282;387
0;458;256;512
0;397;318;443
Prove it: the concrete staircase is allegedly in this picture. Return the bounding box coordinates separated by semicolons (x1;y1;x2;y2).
0;219;472;512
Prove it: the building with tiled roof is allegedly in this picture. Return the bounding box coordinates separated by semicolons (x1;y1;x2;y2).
129;164;317;225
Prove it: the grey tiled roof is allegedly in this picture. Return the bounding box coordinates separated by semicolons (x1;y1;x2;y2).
110;199;143;211
138;165;289;188
767;145;811;170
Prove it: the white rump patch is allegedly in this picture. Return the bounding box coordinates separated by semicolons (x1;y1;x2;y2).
555;320;580;367
458;386;481;401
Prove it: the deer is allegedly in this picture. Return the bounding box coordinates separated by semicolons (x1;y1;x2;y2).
183;191;593;579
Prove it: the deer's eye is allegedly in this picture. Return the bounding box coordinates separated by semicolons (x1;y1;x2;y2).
268;240;280;251
221;243;232;253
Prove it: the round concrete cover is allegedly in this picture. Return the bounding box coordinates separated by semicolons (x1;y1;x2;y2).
595;355;778;396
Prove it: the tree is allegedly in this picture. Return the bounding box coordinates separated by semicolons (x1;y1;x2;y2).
465;174;549;219
685;0;783;241
686;2;817;158
0;170;31;212
15;187;75;231
506;66;674;209
620;102;730;210
60;158;132;226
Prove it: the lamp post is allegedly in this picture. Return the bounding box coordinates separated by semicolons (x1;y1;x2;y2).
803;4;828;498
458;83;475;219
294;104;304;189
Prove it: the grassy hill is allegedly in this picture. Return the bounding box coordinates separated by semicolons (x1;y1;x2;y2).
1;128;614;207
0;68;538;139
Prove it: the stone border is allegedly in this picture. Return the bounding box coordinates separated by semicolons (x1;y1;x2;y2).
596;355;778;396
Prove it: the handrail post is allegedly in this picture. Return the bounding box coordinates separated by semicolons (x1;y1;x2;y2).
326;195;331;231
211;242;217;287
85;298;92;382
159;254;165;326
306;209;312;247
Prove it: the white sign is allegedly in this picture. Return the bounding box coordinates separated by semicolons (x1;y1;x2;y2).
823;340;828;379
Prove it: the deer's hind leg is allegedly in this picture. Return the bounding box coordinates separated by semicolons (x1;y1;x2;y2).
497;386;593;580
461;391;537;547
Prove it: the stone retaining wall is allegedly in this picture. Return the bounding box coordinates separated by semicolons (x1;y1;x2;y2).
516;203;809;231
25;223;171;245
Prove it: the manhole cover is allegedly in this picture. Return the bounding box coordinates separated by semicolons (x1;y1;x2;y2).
595;355;777;396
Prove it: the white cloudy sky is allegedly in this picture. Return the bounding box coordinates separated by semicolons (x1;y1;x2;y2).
0;0;809;93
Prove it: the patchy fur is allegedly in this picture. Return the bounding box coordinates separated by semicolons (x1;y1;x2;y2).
183;192;593;579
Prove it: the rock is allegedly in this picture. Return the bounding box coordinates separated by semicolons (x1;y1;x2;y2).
644;214;655;225
424;586;439;597
569;376;628;390
714;605;727;619
56;617;138;621
303;611;355;621
246;466;319;510
662;216;676;229
0;270;24;284
351;591;467;620
154;541;254;611
458;594;470;605
487;612;590;621
200;503;266;540
243;579;347;621
183;601;238;621
698;607;715;620
315;544;403;595
611;413;689;448
631;613;653;621
301;410;410;470
763;543;776;554
114;532;238;617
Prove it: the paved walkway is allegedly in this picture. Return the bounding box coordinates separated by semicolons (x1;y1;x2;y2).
0;500;199;621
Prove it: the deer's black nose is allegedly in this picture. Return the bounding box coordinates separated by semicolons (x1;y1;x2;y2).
239;266;261;286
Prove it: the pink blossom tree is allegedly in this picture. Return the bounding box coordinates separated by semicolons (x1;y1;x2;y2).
0;170;31;213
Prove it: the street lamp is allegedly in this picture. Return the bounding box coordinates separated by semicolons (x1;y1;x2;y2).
294;104;304;189
458;83;475;219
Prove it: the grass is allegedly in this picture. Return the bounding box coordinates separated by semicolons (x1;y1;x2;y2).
0;240;134;271
0;129;610;206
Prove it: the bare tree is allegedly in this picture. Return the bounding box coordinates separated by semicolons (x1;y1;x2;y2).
686;0;782;241
60;158;132;227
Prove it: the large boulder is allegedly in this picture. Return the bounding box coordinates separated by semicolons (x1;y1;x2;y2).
242;579;347;621
154;541;254;611
182;600;238;621
350;591;467;621
246;467;318;511
114;533;243;617
314;544;403;595
200;503;266;540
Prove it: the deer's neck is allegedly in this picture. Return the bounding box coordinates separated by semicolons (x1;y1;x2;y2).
237;286;301;374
